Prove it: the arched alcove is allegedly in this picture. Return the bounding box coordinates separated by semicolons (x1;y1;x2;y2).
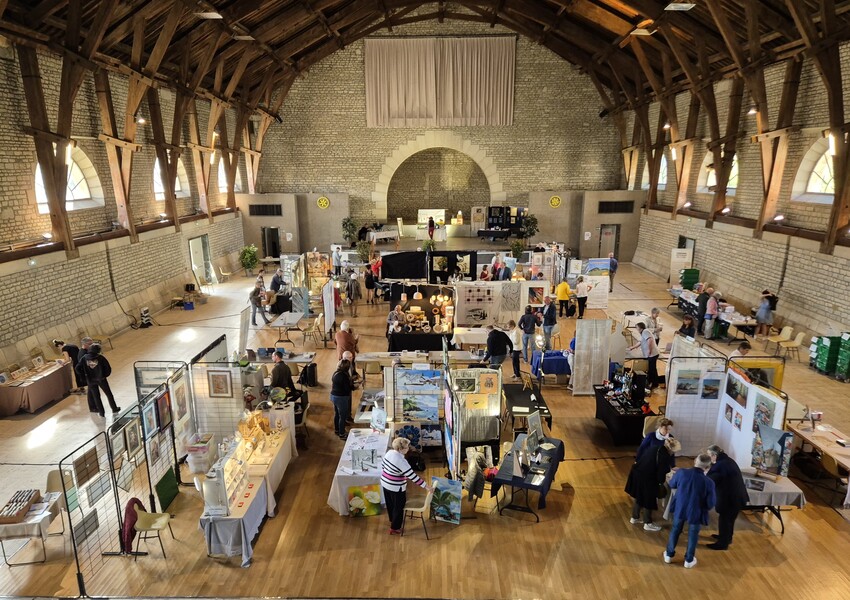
387;148;491;222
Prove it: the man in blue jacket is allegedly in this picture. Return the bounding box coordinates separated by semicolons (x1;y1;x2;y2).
706;445;749;550
539;296;557;350
664;453;716;569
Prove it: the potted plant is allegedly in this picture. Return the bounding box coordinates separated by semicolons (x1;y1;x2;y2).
422;239;436;253
342;217;358;248
239;244;259;276
520;214;539;246
510;240;525;259
355;240;372;264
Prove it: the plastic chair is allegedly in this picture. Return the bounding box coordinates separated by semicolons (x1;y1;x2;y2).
764;326;792;354
299;313;323;346
133;505;174;560
643;415;664;437
551;324;562;349
295;404;310;439
362;360;382;383
402;490;433;539
778;332;805;361
218;266;233;282
820;453;849;504
45;469;72;535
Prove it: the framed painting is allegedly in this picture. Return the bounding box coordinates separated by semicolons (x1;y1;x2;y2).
156;390;172;430
207;370;233;398
142;402;158;439
124;417;143;460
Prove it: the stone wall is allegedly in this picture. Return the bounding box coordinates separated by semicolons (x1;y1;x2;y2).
258;10;622;223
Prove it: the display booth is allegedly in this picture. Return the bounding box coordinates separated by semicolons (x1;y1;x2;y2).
582;258;610;310
451;366;502;459
385;283;455;351
451;279;551;328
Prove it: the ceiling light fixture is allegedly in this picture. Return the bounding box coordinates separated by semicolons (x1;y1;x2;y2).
773;214;785;222
683;201;692;208
631;19;656;36
665;2;696;10
195;11;223;19
747;106;758;116
135;113;146;124
663;122;671;130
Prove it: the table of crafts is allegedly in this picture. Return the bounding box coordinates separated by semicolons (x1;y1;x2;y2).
0;492;63;566
503;384;553;431
789;421;850;507
450;327;489;348
0;362;72;418
594;385;646;446
327;428;391;515
490;434;564;522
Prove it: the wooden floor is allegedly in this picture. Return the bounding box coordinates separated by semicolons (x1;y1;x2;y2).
2;261;850;599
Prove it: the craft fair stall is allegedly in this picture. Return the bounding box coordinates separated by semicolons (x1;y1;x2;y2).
502;384;553;433
327;428;392;516
0;360;72;417
594;381;646;446
452;367;502;460
429;250;478;284
385;284;455;351
530;350;571;381
582;258;611;310
386;365;445;455
451;280;549;329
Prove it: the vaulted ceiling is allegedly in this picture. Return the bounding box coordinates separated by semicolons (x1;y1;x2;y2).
3;0;850;113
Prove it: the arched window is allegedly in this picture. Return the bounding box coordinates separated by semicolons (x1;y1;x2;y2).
34;147;104;213
641;154;668;190
154;157;190;200
217;158;242;193
697;152;738;195
792;139;834;204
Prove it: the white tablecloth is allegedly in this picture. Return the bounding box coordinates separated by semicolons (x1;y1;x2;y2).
368;230;399;243
416;227;447;241
0;492;61;542
450;327;489;347
199;477;268;568
247;428;293;516
327;429;390;515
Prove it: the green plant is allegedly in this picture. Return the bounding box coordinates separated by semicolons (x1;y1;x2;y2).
355;240;372;263
341;217;358;244
239;244;259;271
422;239;436;253
521;213;539;244
509;240;525;259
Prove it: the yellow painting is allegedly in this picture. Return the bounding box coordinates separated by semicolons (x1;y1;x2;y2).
464;393;490;410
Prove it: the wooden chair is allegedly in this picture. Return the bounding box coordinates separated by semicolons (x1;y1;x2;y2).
133;505;174;560
778;332;805;361
402;490;433;539
551;324;562;349
764;325;792;354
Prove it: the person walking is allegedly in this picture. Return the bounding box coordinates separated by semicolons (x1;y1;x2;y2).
481;325;513;369
427;216;435;240
706;445;748;551
518;305;538;363
249;281;270;326
663;454;716;569
630;322;660;389
335;321;359;375
555;279;572;317
330;359;352;439
364;267;376;304
345;272;362;317
608;252;619;292
539;295;557;350
575;276;592;319
332;247;342;277
507;320;523;381
626;437;680;532
381;437;432;535
53;339;85;393
75;344;120;417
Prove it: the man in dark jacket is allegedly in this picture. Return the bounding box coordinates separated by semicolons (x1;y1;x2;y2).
696;286;713;336
75;344;120;417
270;351;294;391
518;305;539;363
706;445;749;550
664;454;716;569
481;325;513;368
539;296;557;350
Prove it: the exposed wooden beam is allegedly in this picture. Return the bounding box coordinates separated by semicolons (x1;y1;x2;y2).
146;86;180;231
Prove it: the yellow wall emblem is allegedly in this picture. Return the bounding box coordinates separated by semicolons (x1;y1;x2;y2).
549;195;562;208
317;196;330;209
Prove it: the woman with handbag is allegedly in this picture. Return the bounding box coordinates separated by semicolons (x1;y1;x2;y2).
625;437;680;531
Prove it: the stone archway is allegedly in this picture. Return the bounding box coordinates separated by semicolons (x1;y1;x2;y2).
370;131;506;221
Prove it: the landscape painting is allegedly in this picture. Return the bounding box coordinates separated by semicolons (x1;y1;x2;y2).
430;477;462;525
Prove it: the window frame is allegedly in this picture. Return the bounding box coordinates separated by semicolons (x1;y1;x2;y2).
791;138;834;205
154;157;190;201
641;152;668;191
696;151;738;196
34;147;105;214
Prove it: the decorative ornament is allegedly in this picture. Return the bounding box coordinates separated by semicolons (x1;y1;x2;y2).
317;196;330;209
549;195;562;208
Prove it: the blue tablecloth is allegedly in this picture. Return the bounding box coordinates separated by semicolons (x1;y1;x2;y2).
530;350;571;378
490;435;564;509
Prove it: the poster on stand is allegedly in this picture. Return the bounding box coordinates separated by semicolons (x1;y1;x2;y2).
322;280;336;334
454;282;502;326
663;358;727;456
238;307;250;355
669;248;693;284
430;477;462;525
583;259;610;309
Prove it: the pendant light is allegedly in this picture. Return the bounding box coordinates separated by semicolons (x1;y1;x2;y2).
413;285;423;300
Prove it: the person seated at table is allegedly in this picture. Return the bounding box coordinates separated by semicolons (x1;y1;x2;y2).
271;351;295;391
480;325;513;369
636;418;675;461
626;437;681;532
381;436;433;535
53;339;85;393
357;223;370;242
479;266;491;281
535;272;545;280
729;341;751;359
387;304;404;336
676;315;696;338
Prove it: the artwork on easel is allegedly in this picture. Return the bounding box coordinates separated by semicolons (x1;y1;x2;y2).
347;485;382;517
528;410;543;437
501;281;521;311
430;477;462;525
401;394;439;423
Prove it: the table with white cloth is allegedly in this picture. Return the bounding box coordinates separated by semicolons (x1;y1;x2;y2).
416;227;447;241
199;477;268;567
0;362;72;417
663;467;804;534
450;327;490;348
247;428;294;516
0;492;62;566
327;428;390;515
368;230;399;244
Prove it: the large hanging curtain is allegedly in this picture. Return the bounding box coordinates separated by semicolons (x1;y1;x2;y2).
365;36;515;128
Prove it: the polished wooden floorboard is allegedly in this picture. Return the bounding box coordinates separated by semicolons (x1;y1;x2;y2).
1;263;850;599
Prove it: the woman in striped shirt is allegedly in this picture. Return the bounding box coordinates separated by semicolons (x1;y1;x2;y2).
381;437;433;534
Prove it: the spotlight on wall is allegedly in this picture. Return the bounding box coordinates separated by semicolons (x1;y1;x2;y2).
721;206;732;214
670;146;678;161
27;258;36;267
828;132;837;157
747;106;758;116
42;232;53;240
683;201;692;209
773;214;785;222
159;213;167;220
663;122;671;130
135;114;146;125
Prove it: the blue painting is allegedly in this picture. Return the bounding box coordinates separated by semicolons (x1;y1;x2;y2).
401;393;440;423
430;477;462;525
396;369;443;392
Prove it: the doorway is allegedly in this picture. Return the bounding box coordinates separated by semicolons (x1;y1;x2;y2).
598;224;620;258
678;235;695;253
188;234;216;285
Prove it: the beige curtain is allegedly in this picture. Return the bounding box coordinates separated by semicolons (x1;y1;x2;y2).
365;36;515;128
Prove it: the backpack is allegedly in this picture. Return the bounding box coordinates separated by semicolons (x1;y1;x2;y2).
768;295;778;311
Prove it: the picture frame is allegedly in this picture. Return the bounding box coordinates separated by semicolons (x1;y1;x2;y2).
32;356;44;369
142;402;159;439
11;367;28;381
156;390;172;430
207;370;233;398
148;435;161;464
109;429;126;462
124;417;142;460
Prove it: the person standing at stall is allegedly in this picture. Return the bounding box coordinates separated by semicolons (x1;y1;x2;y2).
332;247;342;277
755;290;777;338
575;276;592;319
381;437;433;535
330;359;352;439
427;216;435;240
664;454;716;569
626;437;680;532
608;252;619;292
249;281;270;326
75;344;120;417
345;273;362;317
518;305;538;363
696;286;713;336
704;291;721;339
630;322;660;390
53;339;85;393
364;267;376;305
555;279;572;317
706;445;748;551
507;320;523;381
647;307;663;344
539;295;557;350
480;325;513;369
